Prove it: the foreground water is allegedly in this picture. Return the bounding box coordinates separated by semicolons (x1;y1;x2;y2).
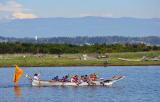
0;66;160;102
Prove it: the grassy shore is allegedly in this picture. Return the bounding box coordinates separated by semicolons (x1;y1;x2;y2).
0;51;160;67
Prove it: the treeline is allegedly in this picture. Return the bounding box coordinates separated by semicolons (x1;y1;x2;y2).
0;42;160;54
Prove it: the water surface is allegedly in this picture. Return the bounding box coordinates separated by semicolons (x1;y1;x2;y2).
0;66;160;102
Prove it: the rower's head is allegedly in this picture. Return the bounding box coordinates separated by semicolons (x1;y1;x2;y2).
34;73;38;76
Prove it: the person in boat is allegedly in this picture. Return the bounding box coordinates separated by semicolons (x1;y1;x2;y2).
80;75;85;83
92;73;97;81
71;75;79;83
89;73;97;81
71;75;75;82
75;75;79;83
52;76;59;81
62;75;69;82
33;73;40;80
89;73;93;81
83;75;89;82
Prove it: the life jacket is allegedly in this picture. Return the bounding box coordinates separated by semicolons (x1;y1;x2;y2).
71;76;78;83
74;76;78;82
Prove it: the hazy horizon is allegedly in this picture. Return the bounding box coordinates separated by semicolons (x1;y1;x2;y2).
0;0;159;37
0;34;160;39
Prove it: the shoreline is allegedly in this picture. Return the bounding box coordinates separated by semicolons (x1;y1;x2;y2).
0;64;160;68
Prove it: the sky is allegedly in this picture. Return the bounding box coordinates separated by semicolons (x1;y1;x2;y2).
0;0;160;19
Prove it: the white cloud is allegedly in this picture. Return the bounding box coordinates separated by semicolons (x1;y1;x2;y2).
0;0;37;19
12;12;37;19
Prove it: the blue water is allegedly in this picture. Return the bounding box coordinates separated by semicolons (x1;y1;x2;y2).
0;66;160;102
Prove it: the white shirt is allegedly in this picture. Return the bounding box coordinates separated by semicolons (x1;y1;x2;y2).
71;78;74;82
80;80;84;83
34;76;39;80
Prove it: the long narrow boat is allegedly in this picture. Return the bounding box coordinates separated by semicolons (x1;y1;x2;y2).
26;74;125;86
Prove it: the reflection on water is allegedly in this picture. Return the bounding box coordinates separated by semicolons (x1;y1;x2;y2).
13;85;22;96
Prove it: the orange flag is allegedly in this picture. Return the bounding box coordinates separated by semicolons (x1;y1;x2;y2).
13;65;23;83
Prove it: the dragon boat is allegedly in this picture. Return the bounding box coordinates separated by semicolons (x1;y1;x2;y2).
26;74;125;87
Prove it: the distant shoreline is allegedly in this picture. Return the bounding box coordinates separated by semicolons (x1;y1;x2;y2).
0;64;160;68
0;51;160;68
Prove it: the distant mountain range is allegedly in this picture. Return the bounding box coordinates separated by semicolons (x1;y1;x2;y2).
0;16;160;37
0;36;160;45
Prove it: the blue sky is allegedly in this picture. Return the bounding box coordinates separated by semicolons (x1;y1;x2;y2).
0;0;159;19
0;0;159;37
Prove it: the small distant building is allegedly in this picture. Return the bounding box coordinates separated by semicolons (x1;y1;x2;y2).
35;35;38;41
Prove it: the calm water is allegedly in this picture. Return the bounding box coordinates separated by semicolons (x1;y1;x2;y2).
0;66;160;102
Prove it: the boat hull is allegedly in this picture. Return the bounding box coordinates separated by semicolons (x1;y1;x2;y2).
31;80;113;86
26;74;125;87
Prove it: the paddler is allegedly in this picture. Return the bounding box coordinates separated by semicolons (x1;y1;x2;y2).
80;75;85;83
84;75;90;82
92;73;97;81
89;73;97;81
33;73;40;80
71;75;79;83
89;73;94;81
